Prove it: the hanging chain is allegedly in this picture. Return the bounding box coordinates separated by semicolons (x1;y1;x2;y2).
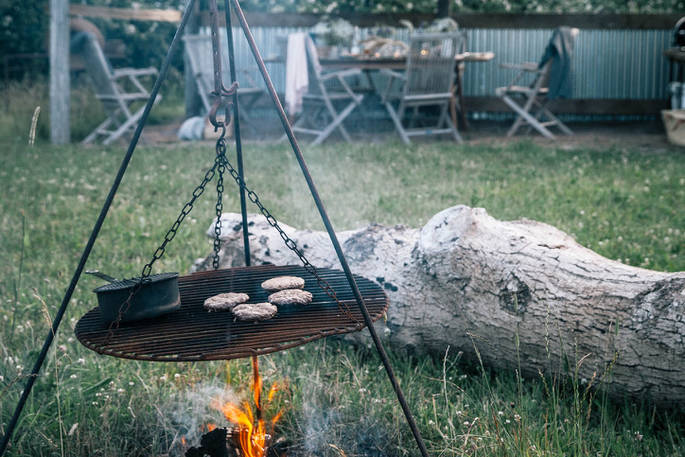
105;128;227;341
213;135;227;269
107;122;358;339
216;151;358;323
140;137;224;278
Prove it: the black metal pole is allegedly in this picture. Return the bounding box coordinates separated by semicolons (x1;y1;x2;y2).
0;1;197;454
222;0;250;267
228;2;430;455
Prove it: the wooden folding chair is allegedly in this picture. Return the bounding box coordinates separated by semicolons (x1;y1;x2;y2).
183;34;265;127
381;32;463;145
73;31;160;145
495;27;579;139
290;36;364;145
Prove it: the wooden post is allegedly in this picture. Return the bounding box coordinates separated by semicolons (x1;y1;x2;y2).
50;0;70;144
184;0;202;118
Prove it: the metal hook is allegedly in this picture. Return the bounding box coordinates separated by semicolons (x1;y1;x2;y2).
208;81;239;130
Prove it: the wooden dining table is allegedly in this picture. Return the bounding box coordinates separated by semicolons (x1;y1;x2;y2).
318;51;495;130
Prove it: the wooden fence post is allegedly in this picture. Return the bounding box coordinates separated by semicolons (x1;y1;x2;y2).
184;0;202;118
50;0;70;144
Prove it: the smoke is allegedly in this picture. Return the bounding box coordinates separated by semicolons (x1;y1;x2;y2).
288;374;392;457
159;380;240;456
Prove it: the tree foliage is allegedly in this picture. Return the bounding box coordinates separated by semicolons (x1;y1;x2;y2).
2;0;682;80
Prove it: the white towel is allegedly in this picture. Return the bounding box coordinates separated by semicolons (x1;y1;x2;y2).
285;33;309;115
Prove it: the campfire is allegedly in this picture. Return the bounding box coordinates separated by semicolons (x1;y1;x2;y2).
184;356;286;457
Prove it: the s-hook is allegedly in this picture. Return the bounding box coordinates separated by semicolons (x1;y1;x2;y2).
208;0;239;130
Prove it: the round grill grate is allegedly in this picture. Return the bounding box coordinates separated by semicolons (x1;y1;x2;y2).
75;265;388;361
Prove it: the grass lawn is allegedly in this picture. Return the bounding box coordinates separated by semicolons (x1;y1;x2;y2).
0;137;683;456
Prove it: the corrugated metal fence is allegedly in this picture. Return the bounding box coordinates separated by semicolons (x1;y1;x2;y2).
198;26;672;115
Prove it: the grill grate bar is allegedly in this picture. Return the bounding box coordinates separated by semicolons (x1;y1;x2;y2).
75;265;388;361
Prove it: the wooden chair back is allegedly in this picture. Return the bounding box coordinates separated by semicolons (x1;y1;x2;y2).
74;32;129;117
404;32;462;98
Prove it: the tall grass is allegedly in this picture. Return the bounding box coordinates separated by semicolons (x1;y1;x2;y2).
0;124;683;455
0;76;184;144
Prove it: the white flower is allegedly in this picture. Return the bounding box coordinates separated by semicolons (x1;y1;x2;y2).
174;373;181;379
70;374;77;379
78;358;85;364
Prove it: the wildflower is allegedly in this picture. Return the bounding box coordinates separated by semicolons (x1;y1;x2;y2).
117;388;125;394
159;374;168;381
59;345;67;352
174;373;181;379
463;421;470;426
78;358;85;364
129;381;134;386
70;374;77;379
514;414;521;422
428;420;435;425
505;419;511;424
498;411;504;416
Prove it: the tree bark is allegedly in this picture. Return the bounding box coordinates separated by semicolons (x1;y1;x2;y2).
193;205;685;406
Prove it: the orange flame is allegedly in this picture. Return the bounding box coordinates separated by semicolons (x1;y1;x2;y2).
214;356;283;457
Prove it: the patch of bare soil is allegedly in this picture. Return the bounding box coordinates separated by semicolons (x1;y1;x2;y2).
135;118;683;153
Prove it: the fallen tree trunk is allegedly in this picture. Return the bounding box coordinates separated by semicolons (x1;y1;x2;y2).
193;205;685;406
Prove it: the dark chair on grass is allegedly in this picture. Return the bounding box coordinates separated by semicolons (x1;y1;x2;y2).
183;34;265;128
495;26;579;140
71;29;159;145
289;35;364;145
381;32;463;145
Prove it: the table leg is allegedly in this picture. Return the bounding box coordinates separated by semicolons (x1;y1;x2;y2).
452;62;470;131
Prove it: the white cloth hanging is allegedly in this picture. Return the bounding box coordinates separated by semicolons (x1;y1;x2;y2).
285;33;309;115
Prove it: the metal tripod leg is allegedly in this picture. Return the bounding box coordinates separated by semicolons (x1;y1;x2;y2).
0;2;199;455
